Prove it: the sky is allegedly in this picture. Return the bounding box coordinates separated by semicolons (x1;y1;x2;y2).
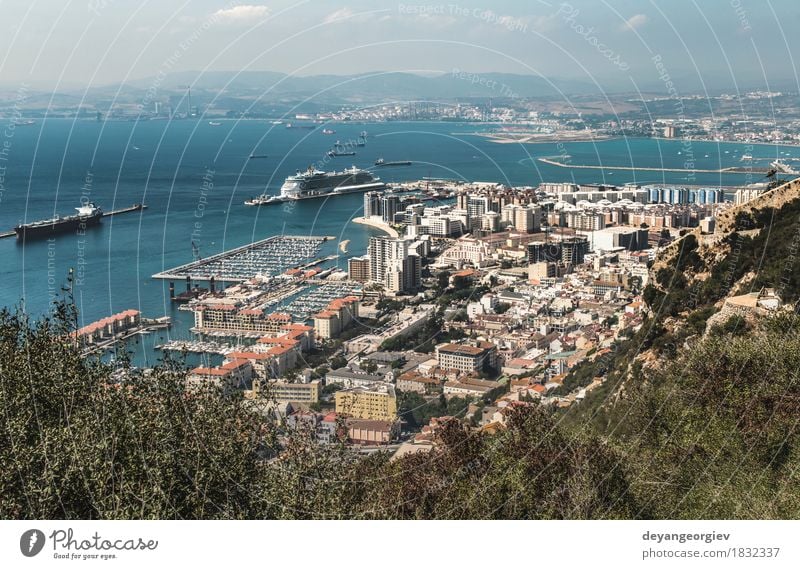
1;0;799;93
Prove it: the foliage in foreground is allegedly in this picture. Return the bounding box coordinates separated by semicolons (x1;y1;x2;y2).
0;305;632;519
2;305;799;519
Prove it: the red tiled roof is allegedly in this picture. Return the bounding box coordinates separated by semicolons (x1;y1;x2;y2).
267;312;292;321
266;344;294;356
227;351;271;361
283;323;313;332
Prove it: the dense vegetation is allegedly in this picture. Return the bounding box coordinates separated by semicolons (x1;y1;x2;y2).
0;304;633;519
2;301;798;519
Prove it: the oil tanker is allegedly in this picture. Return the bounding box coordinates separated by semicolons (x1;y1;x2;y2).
14;203;103;239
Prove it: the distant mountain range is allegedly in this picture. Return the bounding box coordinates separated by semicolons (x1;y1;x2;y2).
2;70;795;110
114;70;599;102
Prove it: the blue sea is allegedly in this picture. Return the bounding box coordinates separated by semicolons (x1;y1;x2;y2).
0;118;794;364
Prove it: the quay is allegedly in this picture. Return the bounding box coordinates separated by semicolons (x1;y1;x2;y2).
102;203;148;217
80;316;171;357
537;157;771;175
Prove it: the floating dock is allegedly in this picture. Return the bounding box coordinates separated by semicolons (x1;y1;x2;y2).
152;235;335;282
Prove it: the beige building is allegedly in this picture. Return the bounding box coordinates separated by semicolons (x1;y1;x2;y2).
396;371;440;394
346;418;401;445
193;306;292;335
720;288;782;318
313;296;360;339
335;383;397;421
268;380;320;404
189;359;254;393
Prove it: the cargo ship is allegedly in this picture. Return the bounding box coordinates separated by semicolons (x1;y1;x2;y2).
375;158;412;167
245;166;384;205
15;203;103;239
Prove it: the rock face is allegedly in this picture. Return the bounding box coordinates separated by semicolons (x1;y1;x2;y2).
715;178;800;234
650;177;800;287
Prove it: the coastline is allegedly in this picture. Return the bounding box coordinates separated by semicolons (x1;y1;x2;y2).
352;216;400;238
650;136;800;149
466;131;616;144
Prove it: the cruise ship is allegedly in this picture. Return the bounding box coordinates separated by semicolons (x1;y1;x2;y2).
15;203;103;239
245;166;385;205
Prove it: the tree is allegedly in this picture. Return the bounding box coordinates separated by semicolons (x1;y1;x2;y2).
494;302;511;314
436;271;451;291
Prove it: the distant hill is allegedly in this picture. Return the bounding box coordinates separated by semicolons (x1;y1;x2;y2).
100;70;599;103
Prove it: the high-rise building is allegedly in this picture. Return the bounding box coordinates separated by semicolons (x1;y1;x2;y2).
528;242;562;264
381;194;400;223
561;237;589;266
348;256;370;282
567;211;604;231
364;191;383;218
368;236;408;284
467;195;491;228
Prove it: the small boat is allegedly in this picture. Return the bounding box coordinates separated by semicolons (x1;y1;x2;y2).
322;128;336;135
249;154;269;159
208;121;222;126
244;195;283;206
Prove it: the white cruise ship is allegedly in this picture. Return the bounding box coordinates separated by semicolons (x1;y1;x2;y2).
245;166;385;205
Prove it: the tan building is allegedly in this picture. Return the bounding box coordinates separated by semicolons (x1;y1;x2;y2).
396;371;440;394
443;376;501;398
528;261;557;282
335;383;397;421
189;359;254;392
720;288;782;318
313;296;360;339
75;309;141;344
348;256;370;282
346;418;401;445
268;380;320;404
193;306;292;335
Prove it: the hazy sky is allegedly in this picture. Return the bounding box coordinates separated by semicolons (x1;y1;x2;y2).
1;0;799;92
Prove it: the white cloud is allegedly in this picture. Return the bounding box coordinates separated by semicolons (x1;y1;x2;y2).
322;7;393;25
622;14;648;31
323;7;353;24
212;5;270;24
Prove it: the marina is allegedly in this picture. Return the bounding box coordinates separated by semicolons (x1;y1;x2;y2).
155;339;234;355
277;282;363;321
152;235;334;282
